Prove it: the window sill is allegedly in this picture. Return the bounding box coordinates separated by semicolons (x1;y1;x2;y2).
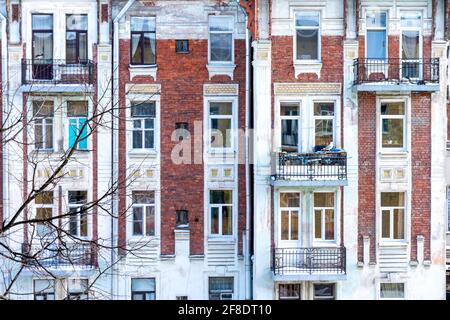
207;236;235;242
129;64;157;81
312;241;338;247
294;61;322;79
379;241;408;247
379;150;409;157
128;149;158;158
206;63;236;80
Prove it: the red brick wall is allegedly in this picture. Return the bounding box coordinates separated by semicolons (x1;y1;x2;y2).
411;93;432;261
91;43;99;266
117;38;247;256
357;92;377;263
0;40;2;230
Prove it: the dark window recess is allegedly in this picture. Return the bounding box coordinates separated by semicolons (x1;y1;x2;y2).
176;296;188;300
176;210;189;228
175;122;189;141
176;40;189;53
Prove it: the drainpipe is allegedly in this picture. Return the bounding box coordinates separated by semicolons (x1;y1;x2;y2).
234;0;252;300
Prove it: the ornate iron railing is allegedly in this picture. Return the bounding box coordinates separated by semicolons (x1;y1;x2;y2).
25;244;94;269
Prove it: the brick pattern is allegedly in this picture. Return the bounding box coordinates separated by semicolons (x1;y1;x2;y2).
411;93;432;261
117;38;247;256
357;92;377;263
0;40;2;230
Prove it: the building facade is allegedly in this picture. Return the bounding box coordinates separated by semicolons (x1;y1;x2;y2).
0;0;448;300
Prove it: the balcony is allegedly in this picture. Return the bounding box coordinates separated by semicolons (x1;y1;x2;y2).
353;58;440;92
271;152;347;187
21;59;94;89
272;247;346;281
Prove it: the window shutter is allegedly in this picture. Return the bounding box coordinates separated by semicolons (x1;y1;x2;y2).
78;118;88;149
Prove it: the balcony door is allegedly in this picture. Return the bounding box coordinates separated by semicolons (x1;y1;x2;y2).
400;13;422;80
279;192;301;247
280;103;301;153
32;14;53;80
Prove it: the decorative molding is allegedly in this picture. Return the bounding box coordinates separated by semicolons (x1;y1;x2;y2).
125;83;161;94
294;62;323;79
274;82;341;95
129;65;157;81
206;64;236;80
203;83;239;96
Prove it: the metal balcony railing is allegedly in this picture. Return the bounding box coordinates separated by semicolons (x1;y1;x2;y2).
272;152;347;182
25;244;94;269
273;247;346;275
21;59;94;85
353;58;439;85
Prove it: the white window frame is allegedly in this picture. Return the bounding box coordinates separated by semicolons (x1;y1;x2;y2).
34;191;54;237
378;282;406;300
209;189;234;237
399;11;423;80
67;190;89;239
278;192;301;243
65;98;90;150
313;101;335;148
365;11;388;60
32;100;55;151
33;279;56;300
379;100;407;152
131;190;156;238
313;191;336;243
207;99;235;153
208;15;234;65
294;11;321;63
380;192;406;241
130;102;155;151
280;102;301;152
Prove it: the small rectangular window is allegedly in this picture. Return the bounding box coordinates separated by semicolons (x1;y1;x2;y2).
380;102;406;150
131;278;156;300
279;284;301;300
210;190;233;236
132;191;155;237
209;277;234;300
176;296;188;300
130;17;156;65
131;102;156;150
176;210;189;228
176;40;189;53
313;283;335;300
380;283;405;299
34;279;55;300
295;12;320;60
209;102;233;149
209;16;233;63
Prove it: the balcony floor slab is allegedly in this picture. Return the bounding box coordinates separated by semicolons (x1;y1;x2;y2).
273;272;347;282
353;83;440;92
271;179;348;187
21;84;94;93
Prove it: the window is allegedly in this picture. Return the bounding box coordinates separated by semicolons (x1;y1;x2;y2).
313;284;335;300
366;12;387;59
132;191;155;236
279;193;300;241
209;102;233;149
209;277;233;300
381;192;405;240
210;190;233;236
32;14;53;80
280;103;300;152
314;192;335;241
68;279;89;300
278;284;301;300
176;40;189;53
67;101;88;150
131;102;155;150
295;12;320;61
33;101;54;150
380;102;405;150
130;17;156;65
380;283;405;299
34;279;55;300
314;102;334;147
66;15;88;63
401;13;422;79
68;191;88;237
209;16;233;63
176;296;188;300
131;278;156;300
35;191;54;237
176;210;189;228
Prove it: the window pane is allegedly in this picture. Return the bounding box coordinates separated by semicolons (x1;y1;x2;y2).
382;210;391;238
325;209;334;240
131;102;156;117
381;192;404;207
66;15;88;30
382;119;403;148
281;119;298;149
68;191;87;204
144;130;154;149
209;17;233;32
131;34;142;64
222;206;232;235
79;33;88;61
380;283;405;299
314;284;335;300
393;209;404;239
211;119;231;148
281;104;299;116
67;101;88;117
133;130;143;149
314;193;334;207
34;121;43;149
210;33;232;62
296;29;318;60
133;207;143;235
315;119;333;146
210;102;232;115
143;33;156;64
33;14;53;30
314;103;334;116
280;193;300;208
210;190;232;204
402;31;420;59
80;211;88;237
279;284;301;300
209;277;234;291
34;279;55;293
296;12;320;27
133;191;155;204
33;101;54;116
145;206;155;236
35;191;53;204
281;210;289;240
291;210;298;240
401;13;421;28
367;30;386;59
381;103;405;115
314;210;322;239
211;207;219;234
367;12;386;28
69;208;78;235
132;278;155;291
45;120;53;149
66;31;77;62
131;17;156;32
